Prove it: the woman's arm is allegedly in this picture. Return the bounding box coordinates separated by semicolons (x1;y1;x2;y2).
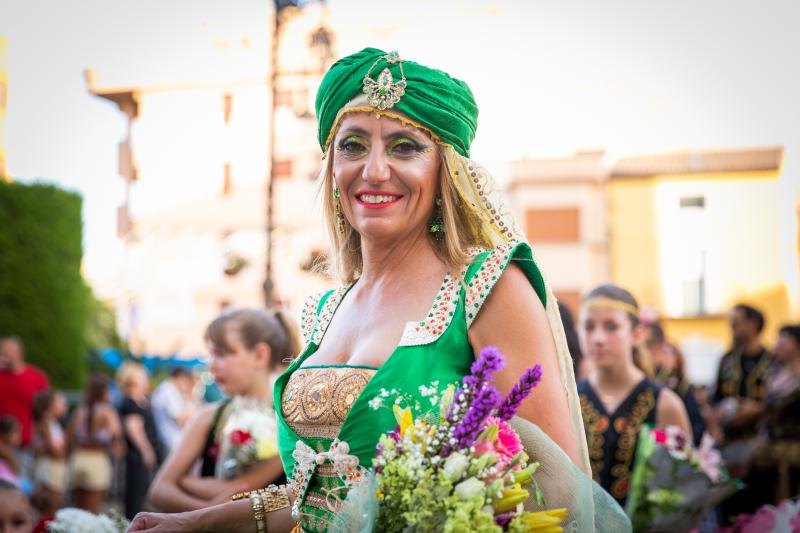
103;404;126;458
656;387;693;440
180;455;285;502
124;413;157;469
148;403;218;512
127;499;295;533
468;263;581;467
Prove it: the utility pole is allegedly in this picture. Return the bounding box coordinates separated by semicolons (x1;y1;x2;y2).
264;0;288;308
263;0;332;307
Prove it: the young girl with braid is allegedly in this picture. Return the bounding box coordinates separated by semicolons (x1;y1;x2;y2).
577;284;691;506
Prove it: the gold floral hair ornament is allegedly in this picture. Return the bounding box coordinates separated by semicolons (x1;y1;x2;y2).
361;51;407;110
582;298;640;317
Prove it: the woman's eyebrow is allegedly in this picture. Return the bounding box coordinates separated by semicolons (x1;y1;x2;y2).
337;126;369;138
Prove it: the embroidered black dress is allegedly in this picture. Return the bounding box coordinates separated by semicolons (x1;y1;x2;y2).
578;379;662;506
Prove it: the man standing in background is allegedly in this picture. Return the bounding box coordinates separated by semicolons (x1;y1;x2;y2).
0;336;50;482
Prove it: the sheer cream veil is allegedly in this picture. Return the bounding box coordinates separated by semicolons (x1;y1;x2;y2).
440;144;591;477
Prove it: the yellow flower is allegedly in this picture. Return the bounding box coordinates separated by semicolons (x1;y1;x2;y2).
393;405;413;437
256;439;278;460
519;508;568;533
494;485;529;513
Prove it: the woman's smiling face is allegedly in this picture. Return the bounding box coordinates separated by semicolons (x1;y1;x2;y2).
332;112;441;243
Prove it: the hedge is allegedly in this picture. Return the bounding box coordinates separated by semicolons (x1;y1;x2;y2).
0;181;88;388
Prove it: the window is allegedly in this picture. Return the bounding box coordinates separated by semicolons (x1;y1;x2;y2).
223;162;233;195
223;93;233;124
525;208;580;243
679;195;706;315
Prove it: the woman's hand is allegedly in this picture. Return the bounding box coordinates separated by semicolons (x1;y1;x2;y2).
127;511;201;533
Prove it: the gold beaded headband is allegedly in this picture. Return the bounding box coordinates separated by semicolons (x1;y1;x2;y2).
582;298;639;317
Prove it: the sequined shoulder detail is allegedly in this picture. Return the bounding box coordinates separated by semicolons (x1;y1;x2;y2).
300;292;325;346
465;240;520;328
282;367;377;440
310;287;349;346
395;247;486;347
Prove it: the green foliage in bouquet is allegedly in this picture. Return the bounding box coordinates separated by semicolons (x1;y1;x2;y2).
0;181;89;388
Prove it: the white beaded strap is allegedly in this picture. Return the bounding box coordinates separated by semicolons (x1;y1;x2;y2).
464;240;521;328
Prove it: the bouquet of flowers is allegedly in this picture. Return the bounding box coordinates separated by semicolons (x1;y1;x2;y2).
331;346;567;533
47;508;129;533
719;497;800;533
626;425;740;533
215;397;279;480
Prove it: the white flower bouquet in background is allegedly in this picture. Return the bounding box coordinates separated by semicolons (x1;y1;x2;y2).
47;508;129;533
215;397;279;480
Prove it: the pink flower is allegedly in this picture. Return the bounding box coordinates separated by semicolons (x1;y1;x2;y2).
475;416;522;469
694;433;722;483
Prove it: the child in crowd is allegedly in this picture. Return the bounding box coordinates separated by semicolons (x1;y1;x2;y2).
0;417;21;486
31;390;68;521
0;479;34;533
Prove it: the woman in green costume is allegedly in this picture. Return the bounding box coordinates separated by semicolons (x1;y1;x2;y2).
128;48;629;533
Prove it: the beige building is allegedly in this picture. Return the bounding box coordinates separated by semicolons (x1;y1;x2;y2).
87;5;333;355
509;146;797;384
508;150;610;313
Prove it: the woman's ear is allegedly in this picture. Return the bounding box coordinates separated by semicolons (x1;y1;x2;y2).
254;342;272;369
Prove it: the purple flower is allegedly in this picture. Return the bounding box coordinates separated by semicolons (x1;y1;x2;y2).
450;385;502;451
494;512;513;529
495;364;543;422
446;347;507;424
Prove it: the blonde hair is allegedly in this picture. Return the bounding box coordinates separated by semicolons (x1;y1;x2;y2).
320;141;493;284
116;362;149;395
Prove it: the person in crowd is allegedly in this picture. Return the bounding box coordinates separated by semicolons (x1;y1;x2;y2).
712;303;775;521
118;363;161;520
559;302;589;381
146;309;296;512
129;48;630;533
640;322;707;445
761;324;800;503
0;337;49;482
0;417;21;486
0;479;34;533
577;284;691;506
150;367;197;455
30;390;67;515
65;373;123;514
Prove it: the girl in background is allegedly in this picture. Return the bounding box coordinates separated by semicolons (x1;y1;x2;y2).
0;479;34;533
31;390;67;518
0;416;21;486
66;373;123;513
577;284;691;506
147;309;298;512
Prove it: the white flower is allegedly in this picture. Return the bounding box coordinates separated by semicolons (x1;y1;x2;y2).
368;397;383;410
454;477;486;501
443;452;469;481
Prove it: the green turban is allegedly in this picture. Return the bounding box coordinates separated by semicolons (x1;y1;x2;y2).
315;47;478;158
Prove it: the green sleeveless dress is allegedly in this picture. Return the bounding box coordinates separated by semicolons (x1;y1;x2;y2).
274;241;546;532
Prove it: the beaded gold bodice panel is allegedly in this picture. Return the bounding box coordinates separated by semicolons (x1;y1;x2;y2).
281;366;377;440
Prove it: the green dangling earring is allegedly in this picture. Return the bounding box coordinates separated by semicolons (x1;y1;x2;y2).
429;196;445;240
333;185;345;234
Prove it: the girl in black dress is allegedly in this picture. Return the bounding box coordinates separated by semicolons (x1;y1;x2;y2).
577;284;691;506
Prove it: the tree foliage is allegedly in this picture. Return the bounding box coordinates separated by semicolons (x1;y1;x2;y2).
0;181;88;388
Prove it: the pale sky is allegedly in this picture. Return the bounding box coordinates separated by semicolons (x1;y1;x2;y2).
1;0;798;295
